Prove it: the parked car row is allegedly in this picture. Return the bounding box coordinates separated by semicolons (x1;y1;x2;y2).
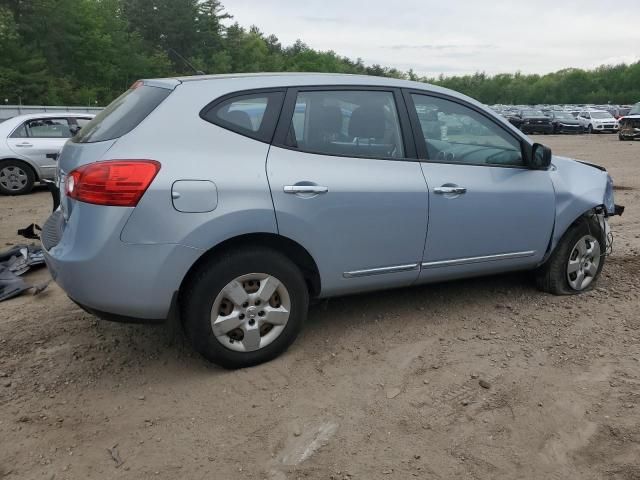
493;106;630;135
493;102;638;120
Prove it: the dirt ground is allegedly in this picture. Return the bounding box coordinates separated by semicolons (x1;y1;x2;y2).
1;134;639;480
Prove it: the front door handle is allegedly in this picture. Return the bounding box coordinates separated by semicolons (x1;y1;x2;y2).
284;185;329;194
434;186;467;195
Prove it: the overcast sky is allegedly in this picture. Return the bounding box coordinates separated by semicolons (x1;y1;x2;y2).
226;0;640;77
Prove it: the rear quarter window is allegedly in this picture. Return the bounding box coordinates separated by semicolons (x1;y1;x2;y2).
73;85;171;143
200;91;285;143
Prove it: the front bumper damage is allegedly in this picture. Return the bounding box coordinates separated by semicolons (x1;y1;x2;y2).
594;204;624;256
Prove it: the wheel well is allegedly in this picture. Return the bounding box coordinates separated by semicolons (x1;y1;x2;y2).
178;233;321;301
543;206;605;262
0;158;39;181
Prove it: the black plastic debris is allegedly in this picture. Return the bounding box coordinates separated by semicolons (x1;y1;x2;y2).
17;223;42;240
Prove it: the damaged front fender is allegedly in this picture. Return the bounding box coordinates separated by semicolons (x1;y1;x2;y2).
547;156;621;255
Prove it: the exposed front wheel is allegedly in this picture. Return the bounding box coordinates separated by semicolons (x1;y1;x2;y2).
182;248;309;368
0;160;35;195
535;217;605;295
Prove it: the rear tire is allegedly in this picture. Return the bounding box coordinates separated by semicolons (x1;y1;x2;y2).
0;159;35;195
182;247;309;369
535;217;605;295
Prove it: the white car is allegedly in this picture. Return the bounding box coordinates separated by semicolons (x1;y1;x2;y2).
0;112;94;195
577;110;619;134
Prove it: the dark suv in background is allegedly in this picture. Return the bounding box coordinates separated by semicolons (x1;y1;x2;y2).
550;111;582;134
517;109;553;134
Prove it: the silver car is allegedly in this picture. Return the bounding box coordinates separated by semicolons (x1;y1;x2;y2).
42;74;623;368
0;113;94;195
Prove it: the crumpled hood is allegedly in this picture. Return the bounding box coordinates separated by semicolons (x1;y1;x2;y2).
547;155;609;251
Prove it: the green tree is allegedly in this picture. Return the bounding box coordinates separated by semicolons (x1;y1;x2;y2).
1;0;639;106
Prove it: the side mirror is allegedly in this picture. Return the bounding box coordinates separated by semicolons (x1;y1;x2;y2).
531;143;552;169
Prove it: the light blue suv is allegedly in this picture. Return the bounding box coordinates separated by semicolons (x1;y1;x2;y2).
42;73;623;368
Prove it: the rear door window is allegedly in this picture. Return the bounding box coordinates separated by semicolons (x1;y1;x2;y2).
284;90;405;159
201;91;285;143
11;118;72;138
10;124;28;138
73;84;172;143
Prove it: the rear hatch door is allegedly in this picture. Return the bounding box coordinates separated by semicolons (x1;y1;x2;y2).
57;80;178;218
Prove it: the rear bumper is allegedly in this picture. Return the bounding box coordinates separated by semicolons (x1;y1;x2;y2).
71;295;176;324
42;204;203;321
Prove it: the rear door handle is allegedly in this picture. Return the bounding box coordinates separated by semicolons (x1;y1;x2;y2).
284;185;329;194
15;142;33;148
433;186;467;195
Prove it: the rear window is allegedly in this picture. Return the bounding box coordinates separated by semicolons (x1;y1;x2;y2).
200;91;285;143
73;85;171;143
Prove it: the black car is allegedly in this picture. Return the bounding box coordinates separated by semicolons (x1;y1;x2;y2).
517;109;553;134
549;111;583;134
503;110;523;129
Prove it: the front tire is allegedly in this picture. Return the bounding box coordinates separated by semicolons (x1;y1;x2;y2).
536;217;605;295
0;160;35;195
587;124;594;134
182;247;309;369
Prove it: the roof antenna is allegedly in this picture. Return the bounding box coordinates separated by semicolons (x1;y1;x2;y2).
168;48;205;76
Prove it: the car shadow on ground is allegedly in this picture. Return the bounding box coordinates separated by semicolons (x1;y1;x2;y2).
96;270;537;375
304;270;535;331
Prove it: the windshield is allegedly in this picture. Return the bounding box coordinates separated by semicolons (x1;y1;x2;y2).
74;84;172;143
522;110;545;117
590;111;614;119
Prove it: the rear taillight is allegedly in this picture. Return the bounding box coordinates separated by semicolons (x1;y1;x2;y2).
66;160;160;207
